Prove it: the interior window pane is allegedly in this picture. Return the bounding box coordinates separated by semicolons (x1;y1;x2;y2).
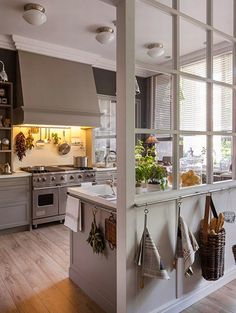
157;0;172;7
213;33;233;84
213;0;233;36
213;85;232;131
136;3;172;69
152;74;172;131
135;134;173;193
180;18;206;77
213;136;232;182
180;135;207;188
180;77;206;131
180;0;206;23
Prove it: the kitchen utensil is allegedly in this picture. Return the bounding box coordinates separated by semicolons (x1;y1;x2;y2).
73;156;88;168
47;128;51;143
2;163;11;174
44;128;48;143
36;128;45;147
58;130;71;155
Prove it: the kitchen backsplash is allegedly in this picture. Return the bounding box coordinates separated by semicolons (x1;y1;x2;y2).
13;126;87;170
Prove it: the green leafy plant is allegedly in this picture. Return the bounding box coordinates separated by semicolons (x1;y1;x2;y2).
149;163;168;190
135;140;168;190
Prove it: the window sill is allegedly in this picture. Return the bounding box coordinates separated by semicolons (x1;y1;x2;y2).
134;180;236;207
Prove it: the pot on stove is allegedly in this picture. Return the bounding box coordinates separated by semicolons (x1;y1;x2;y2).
73;156;88;168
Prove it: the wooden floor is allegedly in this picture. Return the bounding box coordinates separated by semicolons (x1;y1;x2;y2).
182;279;236;313
0;224;105;313
1;224;236;313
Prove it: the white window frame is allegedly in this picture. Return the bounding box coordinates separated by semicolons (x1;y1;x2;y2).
135;0;236;202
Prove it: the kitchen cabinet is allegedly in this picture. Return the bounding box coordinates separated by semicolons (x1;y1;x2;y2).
0;177;30;231
0;82;13;169
69;200;116;313
95;169;117;185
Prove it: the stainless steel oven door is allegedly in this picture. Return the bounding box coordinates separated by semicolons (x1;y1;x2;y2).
33;187;59;219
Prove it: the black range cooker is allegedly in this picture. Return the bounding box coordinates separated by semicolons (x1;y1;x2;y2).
21;165;96;228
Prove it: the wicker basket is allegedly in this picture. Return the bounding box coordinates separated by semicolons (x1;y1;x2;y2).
199;195;226;281
199;228;225;281
105;214;116;250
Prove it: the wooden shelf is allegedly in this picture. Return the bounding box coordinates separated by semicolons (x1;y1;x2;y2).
0;127;11;130
0;150;12;153
0;104;11;108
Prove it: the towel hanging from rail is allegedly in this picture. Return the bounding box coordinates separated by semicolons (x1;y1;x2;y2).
136;207;170;288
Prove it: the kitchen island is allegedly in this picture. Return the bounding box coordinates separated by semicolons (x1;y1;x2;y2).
67;184;117;313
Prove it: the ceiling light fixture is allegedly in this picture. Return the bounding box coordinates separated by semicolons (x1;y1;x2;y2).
0;61;8;82
95;26;115;45
23;3;47;26
147;43;165;58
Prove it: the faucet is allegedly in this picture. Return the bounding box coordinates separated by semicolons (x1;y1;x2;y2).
106;174;116;196
104;150;117;167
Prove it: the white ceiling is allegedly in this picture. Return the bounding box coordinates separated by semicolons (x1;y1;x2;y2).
0;0;234;71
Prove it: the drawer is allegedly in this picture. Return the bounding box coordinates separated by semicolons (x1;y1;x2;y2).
0;185;30;203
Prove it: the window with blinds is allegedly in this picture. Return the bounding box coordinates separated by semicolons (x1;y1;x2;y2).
152;74;172;131
152;52;232;133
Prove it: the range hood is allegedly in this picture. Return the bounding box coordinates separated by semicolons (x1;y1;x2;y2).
14;51;101;127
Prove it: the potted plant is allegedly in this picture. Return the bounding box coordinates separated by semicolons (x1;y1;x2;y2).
135;165;144;194
135;140;168;192
148;163;168;191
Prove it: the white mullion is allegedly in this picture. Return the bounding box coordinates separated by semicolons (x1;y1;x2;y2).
136;61;235;89
206;0;213;185
232;0;236;180
172;0;180;191
116;1;135;312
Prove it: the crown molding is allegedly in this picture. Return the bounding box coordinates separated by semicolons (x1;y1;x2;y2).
0;35;15;51
10;34;148;77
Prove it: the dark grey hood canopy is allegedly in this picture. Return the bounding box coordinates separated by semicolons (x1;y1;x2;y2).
14;51;101;127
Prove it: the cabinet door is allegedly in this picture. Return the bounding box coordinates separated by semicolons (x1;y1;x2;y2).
0;177;30;230
0;201;29;230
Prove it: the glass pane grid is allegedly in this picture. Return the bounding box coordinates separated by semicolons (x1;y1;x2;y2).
136;0;235;193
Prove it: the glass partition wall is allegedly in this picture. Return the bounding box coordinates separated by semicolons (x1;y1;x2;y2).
135;0;236;196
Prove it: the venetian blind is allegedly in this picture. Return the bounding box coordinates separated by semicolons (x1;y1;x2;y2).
152;53;232;133
152;74;172;131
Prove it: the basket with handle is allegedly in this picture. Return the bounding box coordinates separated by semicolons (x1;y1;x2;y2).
199;195;225;281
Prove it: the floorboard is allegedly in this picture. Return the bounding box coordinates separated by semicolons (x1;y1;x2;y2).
182;280;236;313
0;224;105;313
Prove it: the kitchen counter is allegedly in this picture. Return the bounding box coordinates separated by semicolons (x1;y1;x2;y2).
0;171;32;179
68;184;117;210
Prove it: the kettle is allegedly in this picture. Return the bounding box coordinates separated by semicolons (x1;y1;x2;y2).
3;163;11;174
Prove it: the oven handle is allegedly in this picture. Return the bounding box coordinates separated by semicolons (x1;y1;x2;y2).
33;186;60;191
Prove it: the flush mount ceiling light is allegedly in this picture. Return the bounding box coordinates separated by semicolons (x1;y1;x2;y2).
147;43;165;58
23;3;47;26
95;26;115;44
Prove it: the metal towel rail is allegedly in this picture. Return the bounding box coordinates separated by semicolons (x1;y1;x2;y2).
134;185;236;208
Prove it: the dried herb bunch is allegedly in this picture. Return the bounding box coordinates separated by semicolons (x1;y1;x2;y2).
15;132;26;161
87;210;106;254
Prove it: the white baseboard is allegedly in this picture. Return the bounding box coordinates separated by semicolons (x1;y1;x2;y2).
69;266;116;313
148;267;236;313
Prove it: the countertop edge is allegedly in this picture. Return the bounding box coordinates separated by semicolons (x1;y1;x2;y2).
68;187;117;210
0;171;32;179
